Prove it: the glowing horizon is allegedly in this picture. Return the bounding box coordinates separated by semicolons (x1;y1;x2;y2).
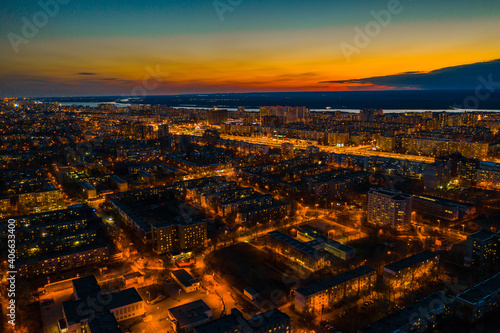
1;0;499;97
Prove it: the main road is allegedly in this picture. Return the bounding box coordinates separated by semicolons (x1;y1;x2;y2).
170;125;435;164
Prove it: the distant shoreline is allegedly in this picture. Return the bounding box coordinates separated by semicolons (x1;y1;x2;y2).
55;102;500;113
26;89;500;111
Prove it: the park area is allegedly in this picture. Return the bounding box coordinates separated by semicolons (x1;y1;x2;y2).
205;242;298;303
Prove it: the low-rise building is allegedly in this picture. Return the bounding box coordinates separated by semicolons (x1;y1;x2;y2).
412;195;461;221
297;228;355;260
61;275;145;333
455;272;500;322
172;269;201;293
360;291;454;333
383;251;440;291
244;287;259;301
295;265;376;312
195;308;291;333
236;201;290;225
267;230;326;271
17;244;109;278
110;174;128;192
167;299;212;332
80;181;97;199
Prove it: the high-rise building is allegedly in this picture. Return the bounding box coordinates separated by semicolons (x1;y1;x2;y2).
464;228;500;268
151;220;207;254
423;161;450;189
378;135;396;152
476;162;500;189
207;108;228;125
281;142;294;158
158;123;169;138
305;145;320;158
367;187;413;230
457;157;480;186
359;109;383;122
260;106;309;123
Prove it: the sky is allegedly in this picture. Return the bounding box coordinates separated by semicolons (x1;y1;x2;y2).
0;0;500;97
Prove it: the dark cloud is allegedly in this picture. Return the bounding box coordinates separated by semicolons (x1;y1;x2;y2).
78;72;97;75
321;59;500;89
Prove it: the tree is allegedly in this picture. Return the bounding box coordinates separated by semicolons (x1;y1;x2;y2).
201;129;220;147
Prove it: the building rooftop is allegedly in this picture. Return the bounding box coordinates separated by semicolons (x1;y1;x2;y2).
153;218;206;230
218;194;272;206
87;311;122;333
296;265;375;297
244;287;259;297
415;195;475;208
72;275;100;300
109;174;127;183
168;299;211;328
361;291;454;333
172;269;200;288
195;312;242;333
238;201;289;214
246;308;291;331
468;228;498;242
457;272;500;305
268;231;317;257
17;243;108;266
384;251;438;275
109;198;150;232
81;181;96;190
299;228;355;253
368;187;412;200
107;288;143;309
62;299;93;326
123;271;143;280
195;308;290;333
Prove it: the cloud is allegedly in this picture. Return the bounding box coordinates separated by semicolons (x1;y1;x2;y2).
320;59;500;90
78;72;97;75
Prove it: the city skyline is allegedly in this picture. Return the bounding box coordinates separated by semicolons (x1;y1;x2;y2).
1;0;500;96
1;2;500;332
